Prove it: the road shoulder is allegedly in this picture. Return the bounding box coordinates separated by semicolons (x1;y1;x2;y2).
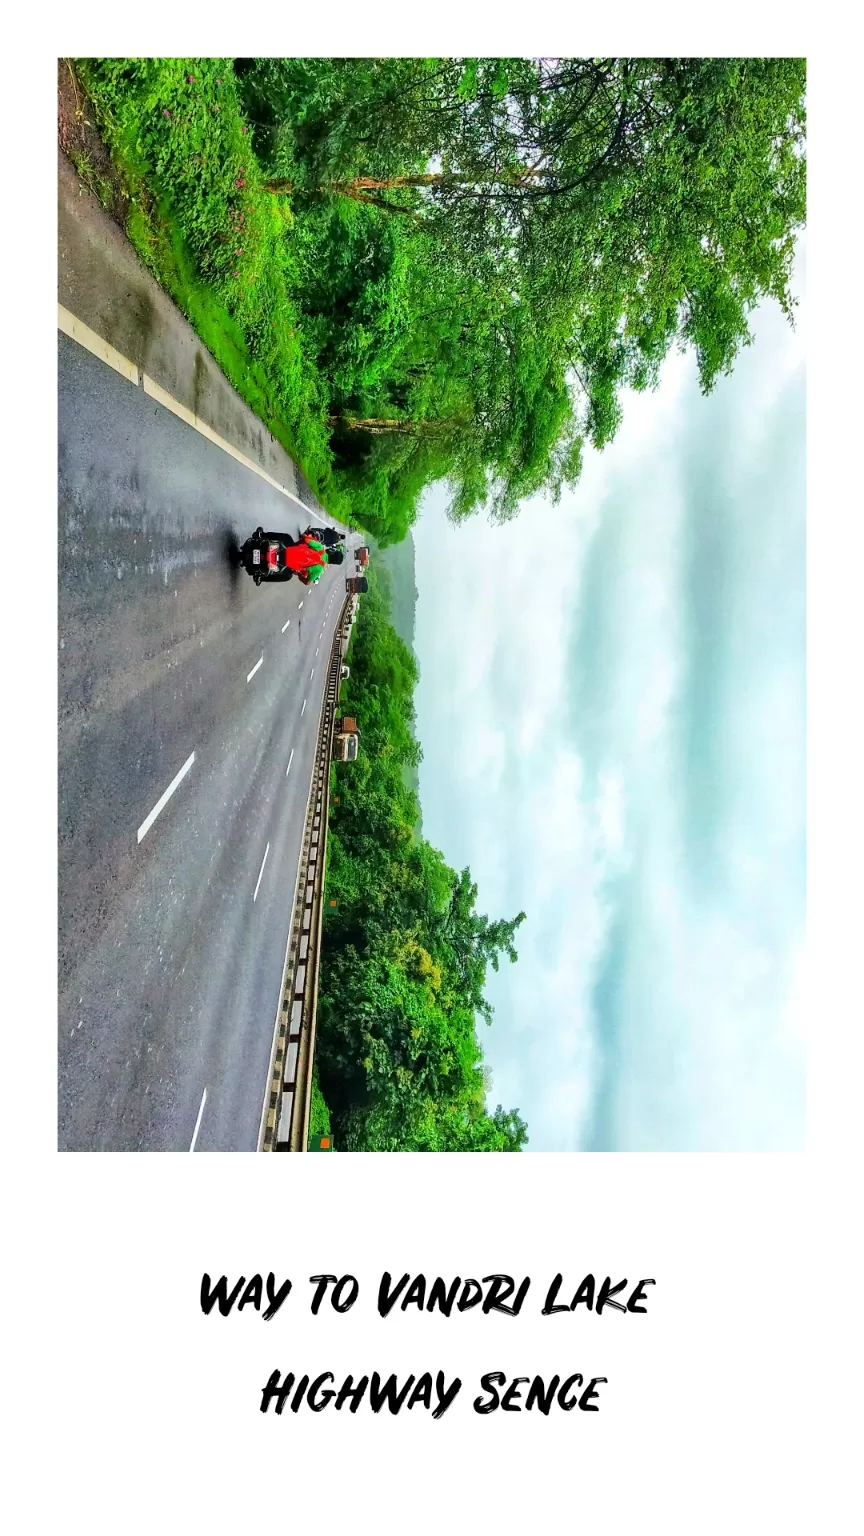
58;147;307;504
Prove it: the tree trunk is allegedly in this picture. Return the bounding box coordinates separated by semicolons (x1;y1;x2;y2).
265;167;545;197
328;416;421;435
328;415;457;437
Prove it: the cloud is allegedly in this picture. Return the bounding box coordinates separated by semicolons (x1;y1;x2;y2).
413;279;805;1152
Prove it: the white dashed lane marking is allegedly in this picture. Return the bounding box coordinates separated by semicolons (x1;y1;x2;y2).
189;1087;207;1152
253;842;270;903
137;752;195;845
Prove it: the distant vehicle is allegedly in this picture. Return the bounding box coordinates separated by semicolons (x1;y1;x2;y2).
334;715;359;762
356;546;370;566
346;576;368;595
340;664;350;680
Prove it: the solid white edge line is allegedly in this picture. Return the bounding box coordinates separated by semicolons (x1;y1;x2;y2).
61;304;317;512
253;842;271;903
281;618;291;633
247;655;264;683
189;1087;207;1152
286;748;295;777
137;751;195;844
58;304;139;385
301;699;307;717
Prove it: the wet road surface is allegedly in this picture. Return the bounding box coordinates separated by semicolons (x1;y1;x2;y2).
58;333;353;1150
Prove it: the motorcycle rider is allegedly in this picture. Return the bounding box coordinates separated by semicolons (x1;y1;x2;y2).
295;532;345;585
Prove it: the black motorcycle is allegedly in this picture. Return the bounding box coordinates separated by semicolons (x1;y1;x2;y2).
238;527;297;585
303;524;343;547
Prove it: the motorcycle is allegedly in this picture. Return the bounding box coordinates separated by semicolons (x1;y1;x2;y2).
239;527;299;585
303;524;343;548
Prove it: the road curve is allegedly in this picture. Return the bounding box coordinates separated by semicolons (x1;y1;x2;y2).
58;331;353;1151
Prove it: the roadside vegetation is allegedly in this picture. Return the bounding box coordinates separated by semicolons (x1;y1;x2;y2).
73;56;805;545
308;1072;332;1141
317;566;527;1150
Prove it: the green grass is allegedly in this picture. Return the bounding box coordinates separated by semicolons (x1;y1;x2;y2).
308;1073;333;1141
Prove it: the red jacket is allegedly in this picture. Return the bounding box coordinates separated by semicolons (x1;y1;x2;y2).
283;538;326;573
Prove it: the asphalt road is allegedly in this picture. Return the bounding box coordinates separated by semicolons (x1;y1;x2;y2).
58;332;355;1151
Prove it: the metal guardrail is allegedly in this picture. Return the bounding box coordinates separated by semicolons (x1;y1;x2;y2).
259;594;352;1152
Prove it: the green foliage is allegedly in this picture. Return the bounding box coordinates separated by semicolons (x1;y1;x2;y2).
318;567;528;1151
308;1073;332;1140
77;56;805;537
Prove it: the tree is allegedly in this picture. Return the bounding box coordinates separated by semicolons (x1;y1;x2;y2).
433;868;526;1023
82;57;806;538
262;56;806;516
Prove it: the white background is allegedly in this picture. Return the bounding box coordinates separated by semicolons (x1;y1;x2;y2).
3;8;862;1534
35;1158;830;1534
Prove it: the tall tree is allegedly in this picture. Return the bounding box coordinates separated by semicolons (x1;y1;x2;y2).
263;56;806;515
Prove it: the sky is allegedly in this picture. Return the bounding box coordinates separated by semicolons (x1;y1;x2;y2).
413;247;806;1152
